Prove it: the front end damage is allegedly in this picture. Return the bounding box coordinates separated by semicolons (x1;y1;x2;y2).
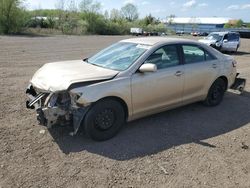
26;84;89;135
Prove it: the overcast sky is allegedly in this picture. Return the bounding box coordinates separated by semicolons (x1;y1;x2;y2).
24;0;250;21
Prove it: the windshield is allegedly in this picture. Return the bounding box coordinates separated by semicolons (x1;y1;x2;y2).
205;33;223;41
87;42;150;71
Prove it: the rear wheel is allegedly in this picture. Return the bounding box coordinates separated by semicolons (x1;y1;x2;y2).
204;78;226;106
84;99;125;141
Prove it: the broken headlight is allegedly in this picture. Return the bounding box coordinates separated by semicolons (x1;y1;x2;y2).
69;92;83;107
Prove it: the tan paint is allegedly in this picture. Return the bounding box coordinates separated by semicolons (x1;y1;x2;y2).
31;60;118;92
30;37;237;122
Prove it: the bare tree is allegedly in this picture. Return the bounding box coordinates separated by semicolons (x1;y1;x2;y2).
168;14;175;25
144;14;156;25
79;0;101;13
78;0;102;34
110;8;121;22
120;3;138;22
104;10;109;20
55;0;66;10
68;0;78;12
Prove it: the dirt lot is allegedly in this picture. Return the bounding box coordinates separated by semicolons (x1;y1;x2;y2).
0;35;250;188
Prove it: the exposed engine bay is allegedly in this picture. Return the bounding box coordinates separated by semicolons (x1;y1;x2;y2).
26;84;89;135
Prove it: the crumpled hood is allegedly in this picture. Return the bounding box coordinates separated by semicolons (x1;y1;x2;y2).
199;39;217;45
30;60;118;92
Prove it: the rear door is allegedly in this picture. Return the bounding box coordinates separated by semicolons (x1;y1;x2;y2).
181;44;219;102
229;33;239;51
131;45;184;116
222;34;230;51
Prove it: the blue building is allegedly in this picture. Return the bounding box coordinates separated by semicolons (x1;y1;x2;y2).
164;17;231;33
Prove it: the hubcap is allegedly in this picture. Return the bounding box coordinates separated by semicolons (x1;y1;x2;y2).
94;109;115;130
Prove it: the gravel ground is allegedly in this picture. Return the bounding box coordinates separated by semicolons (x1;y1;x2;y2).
0;35;249;188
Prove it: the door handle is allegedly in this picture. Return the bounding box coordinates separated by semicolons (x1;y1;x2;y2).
212;64;217;68
175;71;183;76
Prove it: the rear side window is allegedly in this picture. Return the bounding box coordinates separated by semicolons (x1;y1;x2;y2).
205;52;215;61
182;45;215;64
229;33;239;41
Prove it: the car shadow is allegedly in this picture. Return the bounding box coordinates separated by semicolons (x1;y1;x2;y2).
225;51;250;56
48;91;250;161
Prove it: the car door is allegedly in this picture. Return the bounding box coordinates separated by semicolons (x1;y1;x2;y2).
182;44;219;103
221;34;230;51
226;33;235;51
131;45;184;116
230;33;239;51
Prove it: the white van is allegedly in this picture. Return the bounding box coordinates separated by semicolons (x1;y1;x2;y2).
199;32;240;52
130;28;143;36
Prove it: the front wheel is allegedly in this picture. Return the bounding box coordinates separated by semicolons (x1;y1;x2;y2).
84;99;125;141
204;78;226;106
236;45;239;52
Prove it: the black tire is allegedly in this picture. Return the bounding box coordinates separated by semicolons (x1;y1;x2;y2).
84;99;125;141
204;78;226;106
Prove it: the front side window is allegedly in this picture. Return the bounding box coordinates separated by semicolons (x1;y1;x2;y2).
223;34;229;40
205;52;216;61
87;42;150;71
229;33;239;41
145;45;180;69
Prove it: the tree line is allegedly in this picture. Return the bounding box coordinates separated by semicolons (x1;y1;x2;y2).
0;0;167;35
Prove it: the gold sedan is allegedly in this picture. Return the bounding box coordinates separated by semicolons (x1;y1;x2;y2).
26;37;244;141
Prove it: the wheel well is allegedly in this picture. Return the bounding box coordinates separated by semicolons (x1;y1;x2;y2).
218;76;228;90
97;96;129;120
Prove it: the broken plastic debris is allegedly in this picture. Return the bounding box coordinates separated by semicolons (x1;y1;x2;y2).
39;129;46;134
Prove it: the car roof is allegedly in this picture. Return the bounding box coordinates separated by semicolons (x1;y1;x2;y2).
121;37;195;46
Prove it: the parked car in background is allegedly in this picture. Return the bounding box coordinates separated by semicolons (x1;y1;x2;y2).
198;32;209;36
26;37;245;141
176;30;184;35
143;31;159;36
130;28;143;36
199;31;241;52
191;31;199;36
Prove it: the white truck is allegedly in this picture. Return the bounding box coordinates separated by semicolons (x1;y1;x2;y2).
130;28;143;36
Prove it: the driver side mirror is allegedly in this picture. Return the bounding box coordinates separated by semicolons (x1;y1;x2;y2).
139;63;157;73
223;39;228;43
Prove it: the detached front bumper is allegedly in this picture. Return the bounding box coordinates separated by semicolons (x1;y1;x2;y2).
26;85;47;110
230;73;246;93
26;84;68;127
26;84;89;135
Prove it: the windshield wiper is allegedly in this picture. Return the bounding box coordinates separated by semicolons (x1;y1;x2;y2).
83;58;115;70
83;58;103;68
83;58;88;62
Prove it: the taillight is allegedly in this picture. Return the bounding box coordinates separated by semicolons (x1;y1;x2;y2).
232;60;237;67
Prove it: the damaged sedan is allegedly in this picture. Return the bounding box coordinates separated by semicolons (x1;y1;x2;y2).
26;37;246;141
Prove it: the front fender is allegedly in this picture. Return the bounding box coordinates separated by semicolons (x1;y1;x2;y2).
69;77;133;117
